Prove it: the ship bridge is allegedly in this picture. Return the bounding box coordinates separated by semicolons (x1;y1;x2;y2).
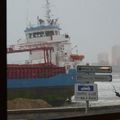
24;18;64;42
25;24;61;33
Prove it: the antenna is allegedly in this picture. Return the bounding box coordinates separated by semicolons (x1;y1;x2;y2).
26;0;29;27
45;0;51;23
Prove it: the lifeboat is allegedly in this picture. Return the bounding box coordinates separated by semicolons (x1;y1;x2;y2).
70;54;84;61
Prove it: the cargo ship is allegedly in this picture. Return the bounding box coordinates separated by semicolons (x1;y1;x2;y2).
7;0;84;106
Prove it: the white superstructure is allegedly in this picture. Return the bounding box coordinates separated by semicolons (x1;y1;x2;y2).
7;0;84;69
24;0;77;67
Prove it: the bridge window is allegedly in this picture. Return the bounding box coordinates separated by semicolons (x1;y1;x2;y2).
39;32;44;37
28;32;44;38
54;31;60;35
33;33;36;38
45;31;54;36
55;31;58;35
29;33;32;38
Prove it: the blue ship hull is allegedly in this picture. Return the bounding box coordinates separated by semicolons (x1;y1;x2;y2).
7;69;77;106
7;69;77;88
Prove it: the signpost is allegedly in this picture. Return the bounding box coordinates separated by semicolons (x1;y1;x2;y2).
74;65;112;113
76;65;112;82
74;83;98;101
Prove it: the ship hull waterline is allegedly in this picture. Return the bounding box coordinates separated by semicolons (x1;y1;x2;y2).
7;69;76;106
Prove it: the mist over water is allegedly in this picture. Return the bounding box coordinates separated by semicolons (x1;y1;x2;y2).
7;0;120;63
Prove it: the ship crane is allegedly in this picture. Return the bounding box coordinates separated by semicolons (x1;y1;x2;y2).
7;43;54;64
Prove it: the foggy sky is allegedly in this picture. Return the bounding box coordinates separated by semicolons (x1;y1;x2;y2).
7;0;120;64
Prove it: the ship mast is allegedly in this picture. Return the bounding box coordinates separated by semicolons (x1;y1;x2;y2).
45;0;52;23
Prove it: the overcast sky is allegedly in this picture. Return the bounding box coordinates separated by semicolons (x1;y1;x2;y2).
7;0;120;64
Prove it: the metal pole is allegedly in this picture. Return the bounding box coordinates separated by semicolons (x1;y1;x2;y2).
85;100;89;113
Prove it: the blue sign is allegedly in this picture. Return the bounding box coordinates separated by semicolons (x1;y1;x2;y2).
78;85;94;91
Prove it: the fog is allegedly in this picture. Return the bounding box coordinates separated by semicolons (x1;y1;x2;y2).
7;0;120;64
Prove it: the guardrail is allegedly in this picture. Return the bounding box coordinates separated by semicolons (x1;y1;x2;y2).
8;105;120;120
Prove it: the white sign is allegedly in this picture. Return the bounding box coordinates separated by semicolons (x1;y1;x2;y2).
74;83;98;101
